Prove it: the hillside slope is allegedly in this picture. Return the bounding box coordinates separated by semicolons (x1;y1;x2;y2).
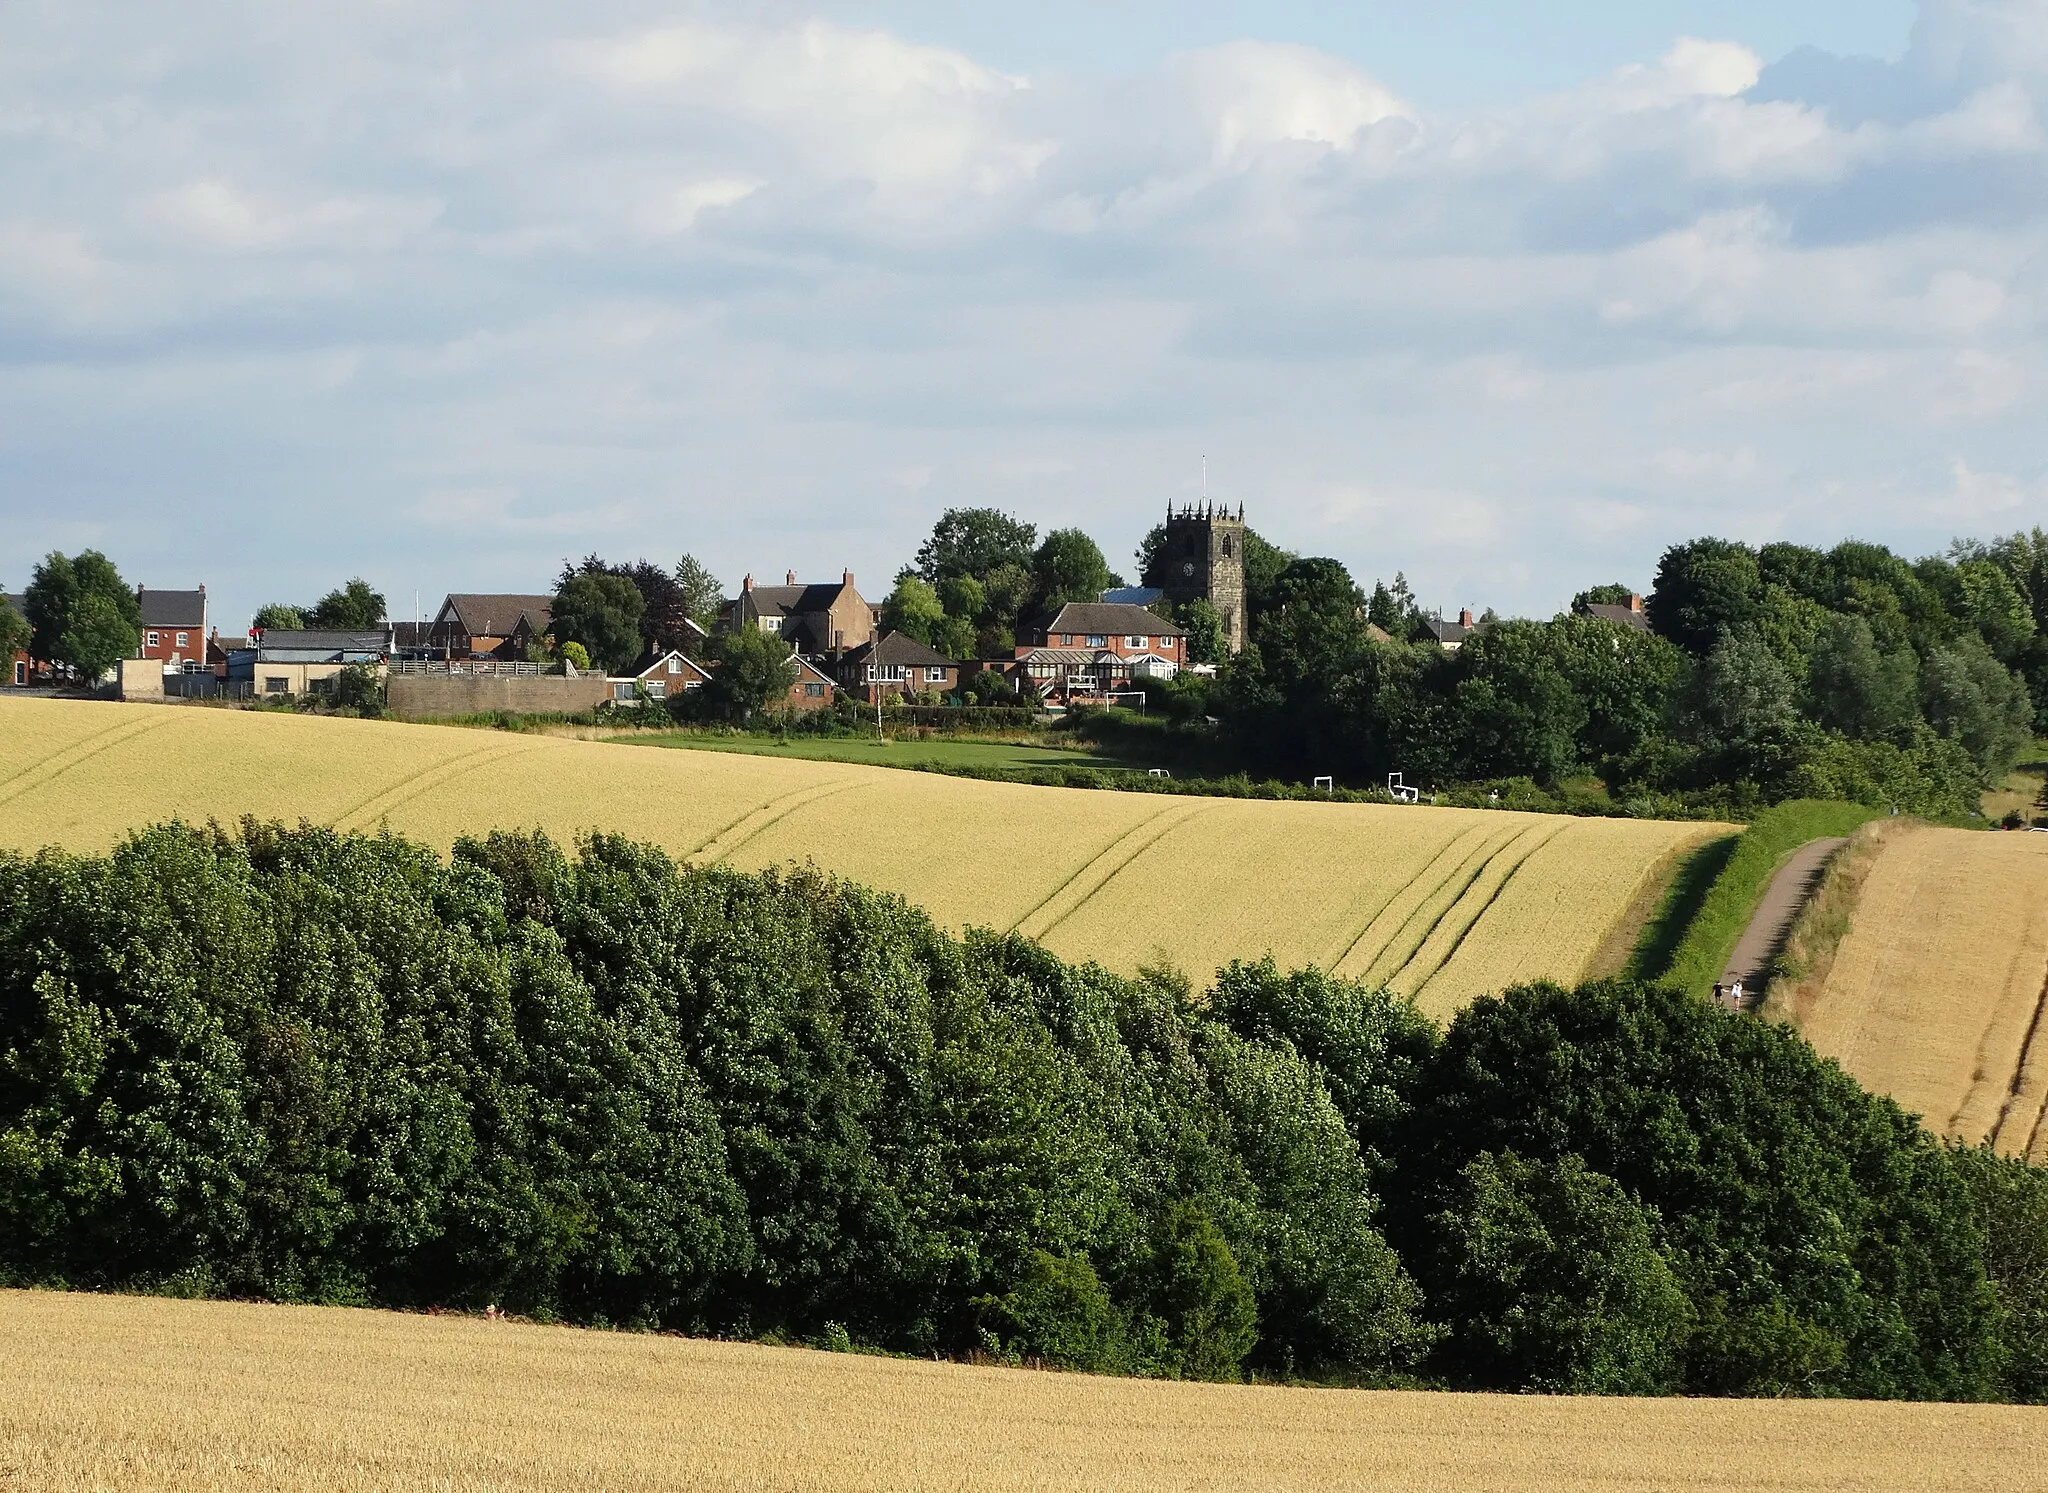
1794;823;2048;1159
0;698;1716;1015
5;1291;2042;1493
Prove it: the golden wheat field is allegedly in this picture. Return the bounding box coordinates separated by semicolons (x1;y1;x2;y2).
3;1291;2042;1493
1794;822;2048;1160
0;697;1718;1013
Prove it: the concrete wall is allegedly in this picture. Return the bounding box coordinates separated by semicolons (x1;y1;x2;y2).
389;673;612;719
117;658;166;701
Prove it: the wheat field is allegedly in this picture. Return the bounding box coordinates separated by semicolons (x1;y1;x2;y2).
0;697;1719;1011
1795;823;2048;1160
2;1290;2040;1493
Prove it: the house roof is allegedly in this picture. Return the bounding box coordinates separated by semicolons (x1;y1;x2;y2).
1018;648;1116;667
1038;602;1186;637
239;629;388;662
137;587;206;627
844;630;956;668
1583;603;1652;633
1;593;23;616
747;581;850;617
441;594;553;635
1101;586;1166;606
1423;617;1474;645
792;655;835;684
627;649;714;683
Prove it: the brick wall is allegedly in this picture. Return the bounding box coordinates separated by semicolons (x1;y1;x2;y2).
388;674;613;719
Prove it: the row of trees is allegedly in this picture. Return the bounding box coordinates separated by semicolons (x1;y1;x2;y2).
881;511;1123;659
1207;532;2046;816
251;578;388;634
1;820;2041;1400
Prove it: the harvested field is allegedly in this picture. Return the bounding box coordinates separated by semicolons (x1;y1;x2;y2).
1794;822;2048;1160
0;698;1719;1010
3;1291;2042;1493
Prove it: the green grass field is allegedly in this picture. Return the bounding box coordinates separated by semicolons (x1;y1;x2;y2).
615;731;1132;774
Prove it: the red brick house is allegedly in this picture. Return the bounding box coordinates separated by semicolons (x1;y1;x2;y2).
136;586;208;670
610;648;714;703
784;655;837;711
729;570;875;656
837;631;959;703
426;593;554;659
1014;602;1187;699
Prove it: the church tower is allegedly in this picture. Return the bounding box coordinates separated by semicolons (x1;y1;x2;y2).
1156;502;1247;653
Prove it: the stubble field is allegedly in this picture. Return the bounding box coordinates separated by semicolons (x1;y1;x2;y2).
1793;821;2048;1159
3;1290;2042;1493
0;698;1719;1015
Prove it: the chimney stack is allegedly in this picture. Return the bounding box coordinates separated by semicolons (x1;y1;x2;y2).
1628;592;1643;613
843;568;853;587
743;573;754;592
1459;608;1475;628
786;569;797;586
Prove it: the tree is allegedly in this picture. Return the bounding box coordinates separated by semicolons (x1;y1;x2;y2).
980;1251;1128;1372
1028;529;1112;615
880;574;945;646
308;578;386;631
1647;538;1762;655
551;572;645;674
703;626;797;722
252;604;305;632
1367;574;1418;635
1807;614;1920;742
561;555;705;654
560;641;592;671
936;573;986;624
24;550;141;682
1920;633;2034;781
673;554;724;632
1425;1151;1691;1395
1668;627;1805;785
0;591;30;664
1144;1201;1258;1382
1448;622;1587;785
915;508;1037;584
1948;1145;2048;1404
1571;583;1635;613
1177;599;1227;665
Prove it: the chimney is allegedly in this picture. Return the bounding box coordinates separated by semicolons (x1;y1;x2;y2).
843;568;853;588
743;573;754;592
786;569;797;586
1459;608;1474;628
1628;592;1643;613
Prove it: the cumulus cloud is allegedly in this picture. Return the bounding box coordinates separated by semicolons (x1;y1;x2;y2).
0;0;2044;626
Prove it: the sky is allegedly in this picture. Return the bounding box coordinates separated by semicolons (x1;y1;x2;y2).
1;0;2042;634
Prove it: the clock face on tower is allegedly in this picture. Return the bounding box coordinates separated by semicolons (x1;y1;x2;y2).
1180;561;1196;577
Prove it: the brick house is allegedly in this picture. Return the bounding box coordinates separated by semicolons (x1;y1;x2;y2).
1582;593;1652;634
729;570;874;656
784;655;837;711
1014;601;1186;699
610;648;714;703
837;631;959;702
1425;608;1491;652
137;586;208;670
425;594;554;660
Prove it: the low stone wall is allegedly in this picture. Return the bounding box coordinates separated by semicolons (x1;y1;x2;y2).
388;674;612;719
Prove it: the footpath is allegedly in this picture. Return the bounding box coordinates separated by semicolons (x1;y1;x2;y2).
1719;837;1849;1011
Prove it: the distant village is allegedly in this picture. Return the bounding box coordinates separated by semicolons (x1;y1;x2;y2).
5;503;1609;715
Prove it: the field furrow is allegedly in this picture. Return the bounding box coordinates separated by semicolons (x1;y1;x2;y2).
0;699;1721;1011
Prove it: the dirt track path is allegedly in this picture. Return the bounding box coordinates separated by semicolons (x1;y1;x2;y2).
1722;837;1848;996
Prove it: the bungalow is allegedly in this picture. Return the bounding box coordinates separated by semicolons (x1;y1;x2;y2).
728;570;874;656
784;655;837;711
425;594;554;660
137;585;208;670
228;629;387;698
610;648;713;703
837;630;959;703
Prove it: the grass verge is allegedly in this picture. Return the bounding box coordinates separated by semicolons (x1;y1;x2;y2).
1759;816;1922;1028
1636;800;1884;996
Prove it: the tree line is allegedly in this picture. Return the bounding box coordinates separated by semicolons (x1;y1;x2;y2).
1;820;2042;1401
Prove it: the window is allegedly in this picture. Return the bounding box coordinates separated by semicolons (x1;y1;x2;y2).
612;681;636;701
760;616;780;632
1223;534;1234;558
1087;634;1107;648
1060;634;1073;646
147;631;160;648
264;676;289;695
666;657;680;674
1126;635;1146;648
925;666;945;682
12;661;24;687
864;665;876;681
805;682;824;697
176;632;189;649
644;681;666;699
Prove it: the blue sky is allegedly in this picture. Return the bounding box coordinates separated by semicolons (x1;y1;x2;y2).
0;1;2042;634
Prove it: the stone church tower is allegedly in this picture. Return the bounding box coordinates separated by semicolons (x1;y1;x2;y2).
1156;502;1248;653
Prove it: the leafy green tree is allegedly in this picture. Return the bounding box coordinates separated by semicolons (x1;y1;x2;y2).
0;591;29;664
1647;538;1762;655
1424;1151;1691;1395
1571;583;1635;613
881;574;946;646
702;626;797;722
551;572;646;673
560;640;591;671
1920;633;2034;781
307;579;386;630
673;554;724;633
916;508;1037;584
980;1251;1128;1371
1029;529;1113;615
1807;614;1920;742
1144;1201;1258;1381
24;550;141;682
329;662;386;717
1954;558;2038;663
252;604;305;632
1543;614;1686;767
936;573;986;623
1366;574;1419;635
561;555;703;654
1947;1145;2048;1403
1449;621;1587;784
1668;628;1806;785
1177;598;1226;664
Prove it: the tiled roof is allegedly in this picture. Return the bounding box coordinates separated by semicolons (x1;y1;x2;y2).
443;594;553;634
844;630;956;668
1583;603;1652;632
748;582;848;616
627;649;713;682
137;588;206;627
1039;602;1186;637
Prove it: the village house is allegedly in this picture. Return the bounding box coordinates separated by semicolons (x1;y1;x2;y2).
227;630;387;698
1013;601;1187;699
424;594;554;660
728;570;875;656
837;630;959;703
1582;593;1652;633
610;648;713;703
1425;608;1491;652
136;586;209;671
785;655;837;711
